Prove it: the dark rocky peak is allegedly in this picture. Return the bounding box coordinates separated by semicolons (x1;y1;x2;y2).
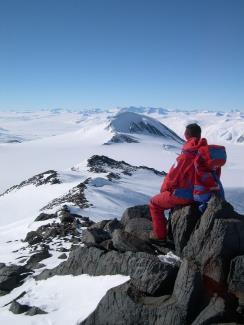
87;155;165;177
104;133;139;145
40;179;91;211
1;170;61;196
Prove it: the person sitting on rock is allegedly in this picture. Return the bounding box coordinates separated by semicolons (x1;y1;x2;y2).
149;123;225;241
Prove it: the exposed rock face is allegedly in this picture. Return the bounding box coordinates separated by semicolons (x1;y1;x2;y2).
1;170;61;196
4;196;244;325
105;133;139;144
41;179;91;211
0;264;32;292
34;212;57;222
130;254;178;295
87;155;165;177
228;255;244;310
121;205;152;225
81;259;203;325
169;204;201;256
124;218;152;241
112;229;154;254
183;196;244;286
79;196;244;325
9;301;47;316
36;246;176;281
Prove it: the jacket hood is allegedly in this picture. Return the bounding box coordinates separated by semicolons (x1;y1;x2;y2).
182;137;207;152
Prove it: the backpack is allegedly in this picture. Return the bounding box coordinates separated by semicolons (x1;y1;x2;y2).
193;145;226;204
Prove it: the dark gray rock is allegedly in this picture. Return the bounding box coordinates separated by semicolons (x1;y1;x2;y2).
183;196;244;286
0;264;32;292
130;255;178;295
170;204;200;256
81;228;110;245
58;253;67;259
35;212;57;222
121;205;151;225
172;258;203;323
103;219;123;235
191;295;244;325
228;255;244;308
81;258;203;325
9;301;30;314
24;231;43;245
37;246;161;281
112;229;155;254
60;211;75;223
26;248;51;269
80;282;183;325
26;306;47;316
124;218;152;241
99;239;114;251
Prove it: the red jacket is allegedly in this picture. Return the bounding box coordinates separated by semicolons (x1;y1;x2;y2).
161;137;208;200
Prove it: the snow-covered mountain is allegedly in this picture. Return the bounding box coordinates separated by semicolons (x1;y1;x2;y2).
0;107;244;324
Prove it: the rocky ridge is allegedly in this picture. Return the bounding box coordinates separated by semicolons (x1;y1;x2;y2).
1;194;243;323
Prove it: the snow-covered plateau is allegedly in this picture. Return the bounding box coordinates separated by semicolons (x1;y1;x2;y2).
0;107;243;324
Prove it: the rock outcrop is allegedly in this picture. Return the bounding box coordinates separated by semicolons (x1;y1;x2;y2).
3;195;244;324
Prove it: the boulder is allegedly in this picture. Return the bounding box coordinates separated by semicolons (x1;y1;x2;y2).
36;246;169;282
183;196;244;286
121;205;151;225
228;255;244;309
80;282;184;325
25;306;47;316
81;228;110;245
0;264;32;292
26;248;51;269
24;231;43;245
9;301;30;314
124;217;152;241
81;259;203;325
34;212;57;222
112;229;155;254
130;255;178;295
169;204;200;256
9;301;47;316
191;295;243;325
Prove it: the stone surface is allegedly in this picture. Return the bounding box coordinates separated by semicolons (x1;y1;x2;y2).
81;228;110;245
228;255;244;308
80;282;185;325
0;264;32;292
25;306;47;316
24;231;43;245
183;196;244;285
124;217;152;241
112;229;155;254
26;248;51;269
130;255;178;295
169;204;200;256
121;205;151;225
37;246;162;281
9;301;30;314
35;212;57;222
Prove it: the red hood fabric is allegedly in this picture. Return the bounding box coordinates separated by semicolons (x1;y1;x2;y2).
182;137;207;152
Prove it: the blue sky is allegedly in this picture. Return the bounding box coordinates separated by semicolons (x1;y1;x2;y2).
0;0;243;111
